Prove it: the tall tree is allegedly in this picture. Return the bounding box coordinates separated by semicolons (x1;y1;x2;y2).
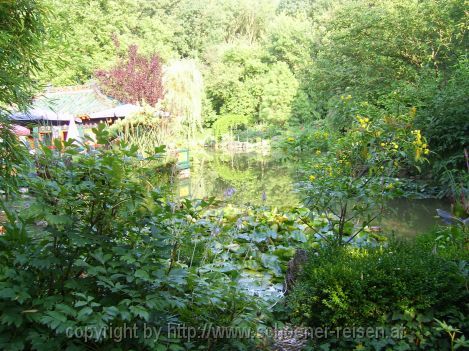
0;0;48;196
0;0;48;109
304;0;467;108
265;14;314;73
163;59;203;139
95;45;164;106
38;0;177;85
259;62;299;126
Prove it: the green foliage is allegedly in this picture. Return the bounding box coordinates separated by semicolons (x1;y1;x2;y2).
276;123;330;154
0;126;263;350
306;0;467;106
289;89;320;126
0;0;48;108
434;318;469;351
212;114;250;140
108;107;173;157
163;59;204;139
295;0;467;182
205;43;300;126
264;14;313;73
0;0;48;196
170;0;232;58
38;0;277;85
259;62;298;126
38;0;177;85
201;92;218;128
205;42;270;119
221;0;276;45
302;110;429;244
287;227;469;350
416;56;469;187
4;0;469;348
232;123;280;143
195;205;321;293
0;117;29;197
25;0;467;187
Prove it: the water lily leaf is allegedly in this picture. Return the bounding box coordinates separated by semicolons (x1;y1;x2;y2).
243;260;260;271
291;230;307;242
272;246;296;260
259;253;282;276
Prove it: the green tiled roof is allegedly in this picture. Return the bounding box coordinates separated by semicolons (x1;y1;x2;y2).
33;86;117;116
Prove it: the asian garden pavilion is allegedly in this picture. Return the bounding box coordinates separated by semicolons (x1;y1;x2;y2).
9;85;140;146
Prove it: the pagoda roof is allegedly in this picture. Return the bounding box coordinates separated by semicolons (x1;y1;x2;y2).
9;85;140;122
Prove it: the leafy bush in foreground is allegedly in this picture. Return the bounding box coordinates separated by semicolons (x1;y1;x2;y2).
287;228;469;350
0;127;261;350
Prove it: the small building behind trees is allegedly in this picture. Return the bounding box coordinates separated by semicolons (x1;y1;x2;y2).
9;84;140;146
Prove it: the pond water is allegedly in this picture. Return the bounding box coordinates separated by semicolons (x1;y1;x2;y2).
176;150;450;236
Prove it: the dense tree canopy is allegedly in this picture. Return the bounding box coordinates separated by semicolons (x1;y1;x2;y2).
16;0;469;181
0;0;48;109
0;0;48;196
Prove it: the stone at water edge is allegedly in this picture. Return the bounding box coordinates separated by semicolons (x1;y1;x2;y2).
284;249;309;295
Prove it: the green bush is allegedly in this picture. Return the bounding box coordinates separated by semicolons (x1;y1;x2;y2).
276;122;331;155
287;228;469;350
0;126;260;350
232;123;280;142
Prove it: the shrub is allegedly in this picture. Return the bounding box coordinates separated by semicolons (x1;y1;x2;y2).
301;110;429;245
0;125;260;350
108;107;175;156
287;228;469;350
232;123;280;142
277;124;331;154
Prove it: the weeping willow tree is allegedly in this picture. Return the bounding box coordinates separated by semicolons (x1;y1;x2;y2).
163;59;203;140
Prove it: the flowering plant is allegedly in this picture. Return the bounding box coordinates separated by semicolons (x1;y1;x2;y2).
303;108;429;244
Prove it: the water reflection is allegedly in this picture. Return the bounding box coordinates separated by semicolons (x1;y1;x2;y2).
178;150;449;236
379;198;449;237
181;151;302;207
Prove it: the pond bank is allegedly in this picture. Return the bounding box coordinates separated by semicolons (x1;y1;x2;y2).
211;139;271;154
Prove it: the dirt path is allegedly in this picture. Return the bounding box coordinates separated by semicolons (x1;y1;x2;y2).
270;325;308;351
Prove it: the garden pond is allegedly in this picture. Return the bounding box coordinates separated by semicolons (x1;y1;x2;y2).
0;149;453;306
177;149;450;237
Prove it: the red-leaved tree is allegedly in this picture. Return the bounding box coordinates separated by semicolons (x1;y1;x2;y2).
95;45;164;106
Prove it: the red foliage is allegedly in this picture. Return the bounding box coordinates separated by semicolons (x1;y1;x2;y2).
95;45;164;106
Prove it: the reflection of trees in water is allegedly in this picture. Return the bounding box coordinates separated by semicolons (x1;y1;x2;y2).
187;151;448;235
189;154;218;200
213;162;255;182
189;152;301;206
379;198;450;237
